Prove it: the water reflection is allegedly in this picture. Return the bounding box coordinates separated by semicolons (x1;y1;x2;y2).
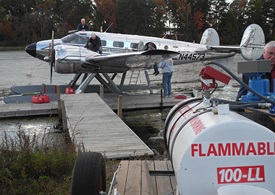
0;116;65;146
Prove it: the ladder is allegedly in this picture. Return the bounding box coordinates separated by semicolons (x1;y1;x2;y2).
129;70;141;85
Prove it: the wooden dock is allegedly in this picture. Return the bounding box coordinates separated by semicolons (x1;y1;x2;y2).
0;92;184;159
61;93;154;159
114;160;176;195
0;101;58;118
103;93;183;110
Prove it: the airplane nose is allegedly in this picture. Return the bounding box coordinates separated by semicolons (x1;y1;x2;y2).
25;42;36;57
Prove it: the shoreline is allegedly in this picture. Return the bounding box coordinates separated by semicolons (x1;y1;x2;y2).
0;46;25;51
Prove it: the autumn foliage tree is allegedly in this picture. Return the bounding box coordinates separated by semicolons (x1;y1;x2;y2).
94;0;117;32
0;0;274;46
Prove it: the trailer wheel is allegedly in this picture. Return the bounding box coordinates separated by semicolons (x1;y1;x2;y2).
70;152;106;195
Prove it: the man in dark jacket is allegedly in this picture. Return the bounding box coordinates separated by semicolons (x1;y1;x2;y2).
77;18;90;31
85;33;102;54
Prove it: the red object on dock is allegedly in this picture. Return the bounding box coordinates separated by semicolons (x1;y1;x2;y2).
32;94;50;104
41;94;50;103
65;86;75;94
174;94;187;99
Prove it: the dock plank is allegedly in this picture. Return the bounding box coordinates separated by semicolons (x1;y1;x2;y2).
115;161;129;195
61;93;154;159
142;160;154;195
114;160;176;195
167;161;177;195
154;161;174;195
125;161;142;195
146;160;157;195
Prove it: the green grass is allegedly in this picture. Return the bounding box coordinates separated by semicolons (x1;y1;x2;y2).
0;129;122;194
0;130;78;194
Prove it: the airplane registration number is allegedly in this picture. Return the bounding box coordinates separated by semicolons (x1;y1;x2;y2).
178;53;205;60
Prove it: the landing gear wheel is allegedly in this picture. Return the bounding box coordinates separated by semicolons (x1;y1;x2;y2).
70;152;106;195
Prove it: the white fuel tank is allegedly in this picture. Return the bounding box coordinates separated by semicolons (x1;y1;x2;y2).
164;98;275;195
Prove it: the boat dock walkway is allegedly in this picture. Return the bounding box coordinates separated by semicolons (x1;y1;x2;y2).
61;93;153;159
113;160;176;195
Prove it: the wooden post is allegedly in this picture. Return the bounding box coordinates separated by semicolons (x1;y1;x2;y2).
100;84;104;98
56;86;71;143
117;95;123;118
60;99;71;144
160;89;163;110
56;86;61;117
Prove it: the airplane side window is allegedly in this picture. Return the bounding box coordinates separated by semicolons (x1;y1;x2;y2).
130;43;138;49
113;41;124;48
101;40;107;46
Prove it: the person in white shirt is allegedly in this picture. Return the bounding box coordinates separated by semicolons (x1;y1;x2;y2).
158;55;174;97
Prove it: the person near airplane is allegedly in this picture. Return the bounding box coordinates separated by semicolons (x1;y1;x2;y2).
77;18;90;31
146;43;160;76
85;33;102;54
158;54;174;98
236;41;275;100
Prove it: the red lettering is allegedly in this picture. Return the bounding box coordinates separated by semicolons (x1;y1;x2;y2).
207;143;218;156
267;142;275;155
246;142;257;155
232;143;245;155
190;117;205;135
191;142;275;157
191;143;199;157
258;142;266;155
218;143;231;156
199;143;206;156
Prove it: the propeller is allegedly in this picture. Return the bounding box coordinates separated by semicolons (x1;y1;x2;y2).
49;30;55;84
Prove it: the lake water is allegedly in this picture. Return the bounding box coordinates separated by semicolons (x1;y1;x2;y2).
0;50;244;147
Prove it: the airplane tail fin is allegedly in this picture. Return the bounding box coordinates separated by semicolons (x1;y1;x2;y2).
240;24;265;60
200;28;220;46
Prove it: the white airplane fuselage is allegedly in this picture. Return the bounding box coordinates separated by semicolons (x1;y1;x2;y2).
25;24;265;74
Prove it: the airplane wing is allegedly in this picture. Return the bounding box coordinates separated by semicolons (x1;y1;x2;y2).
83;50;180;72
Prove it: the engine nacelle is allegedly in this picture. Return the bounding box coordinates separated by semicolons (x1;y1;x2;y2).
164;98;275;194
54;59;81;74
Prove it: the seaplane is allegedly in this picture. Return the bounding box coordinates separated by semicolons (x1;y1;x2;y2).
23;23;264;96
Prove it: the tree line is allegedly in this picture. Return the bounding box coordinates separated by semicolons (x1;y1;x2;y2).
0;0;274;46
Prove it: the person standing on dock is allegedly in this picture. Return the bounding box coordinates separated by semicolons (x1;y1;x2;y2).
158;55;174;98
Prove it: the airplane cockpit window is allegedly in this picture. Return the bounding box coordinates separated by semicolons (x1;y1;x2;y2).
62;34;88;44
113;41;124;48
101;40;107;46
